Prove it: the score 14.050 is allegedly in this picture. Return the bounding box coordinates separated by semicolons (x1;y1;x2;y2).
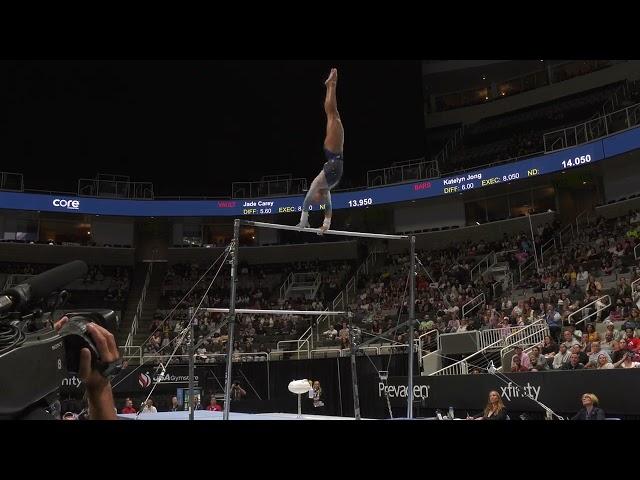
561;154;591;169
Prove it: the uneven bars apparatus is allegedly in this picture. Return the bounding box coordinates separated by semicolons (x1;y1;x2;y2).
219;218;415;420
240;220;409;240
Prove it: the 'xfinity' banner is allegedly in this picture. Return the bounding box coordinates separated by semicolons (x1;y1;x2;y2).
1;127;639;217
382;369;640;415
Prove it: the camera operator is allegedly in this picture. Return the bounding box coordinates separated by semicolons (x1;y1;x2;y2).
54;316;119;420
231;381;247;400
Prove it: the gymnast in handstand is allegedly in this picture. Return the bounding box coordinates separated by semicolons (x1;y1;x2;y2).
297;68;344;234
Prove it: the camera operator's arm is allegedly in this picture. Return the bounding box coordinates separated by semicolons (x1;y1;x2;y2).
55;317;119;420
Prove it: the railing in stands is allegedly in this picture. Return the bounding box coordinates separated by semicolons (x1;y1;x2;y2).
367;158;440;188
341;346;384;357
504;271;514;293
575;209;592;233
120;345;143;365
418;329;439;359
142;352;270;363
543;101;640;153
378;343;418;356
231;176;307;199
558;223;574;249
470;251;496;281
0;171;24;192
310;348;343;358
78;177;154;200
125;262;153;349
279;272;294;300
462;293;485;318
309;345;413;359
492;271;513;298
518;256;537;283
276;325;312;358
567;294;612;328
497;325;550;372
270;349;310;360
315;250;382;342
540;238;557;265
431;125;465;168
430;320;547;376
478;325;533;350
635;243;640;260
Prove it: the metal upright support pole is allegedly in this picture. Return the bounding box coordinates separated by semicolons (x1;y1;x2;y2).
349;321;361;420
407;235;416;419
223;219;240;420
188;310;195;421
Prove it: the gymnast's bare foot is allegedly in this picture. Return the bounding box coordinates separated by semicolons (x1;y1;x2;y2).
325;68;337;86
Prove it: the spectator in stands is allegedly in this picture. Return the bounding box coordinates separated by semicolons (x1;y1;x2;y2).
529;346;548;371
553;343;571;369
582;324;600;350
170;396;180;412
610;305;623;322
576;267;589;282
512;354;530;372
595;353;614;370
571;393;605;420
585;342;611;368
121;398;136;414
611;340;628;364
161;333;171;350
457;318;469;333
467;391;508;420
338;322;350;349
545;304;562;342
614;350;640;369
617;277;632;301
562;353;584;370
323;325;338;340
142;399;157;413
586;275;603;298
624;328;640;352
540;335;559;360
562;329;580;349
446;316;460;333
190;397;202;411
605;322;623;342
571;344;589;365
207;397;222;411
600;332;616;354
310;380;325;414
510;345;531;371
371;320;382;335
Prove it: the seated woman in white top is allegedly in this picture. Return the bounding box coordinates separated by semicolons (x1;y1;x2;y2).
595;353;614;369
552;344;571;369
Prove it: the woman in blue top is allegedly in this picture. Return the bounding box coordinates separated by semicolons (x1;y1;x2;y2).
297;68;344;234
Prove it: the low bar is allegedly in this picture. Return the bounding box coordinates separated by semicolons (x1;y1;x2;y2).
240;220;408;240
202;308;347;316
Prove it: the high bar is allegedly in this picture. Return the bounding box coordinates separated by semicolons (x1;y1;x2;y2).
239;220;408;240
202;308;348;316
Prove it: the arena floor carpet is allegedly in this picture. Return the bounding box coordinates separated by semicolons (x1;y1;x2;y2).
118;410;359;420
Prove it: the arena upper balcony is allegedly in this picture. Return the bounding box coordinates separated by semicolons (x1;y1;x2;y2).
1;102;639;220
